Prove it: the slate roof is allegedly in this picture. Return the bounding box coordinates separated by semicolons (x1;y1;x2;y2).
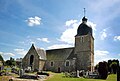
35;47;46;60
76;17;92;36
30;44;46;60
46;47;75;60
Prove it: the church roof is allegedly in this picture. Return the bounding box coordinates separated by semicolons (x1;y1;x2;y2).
76;16;92;36
46;47;75;60
35;47;46;60
32;44;46;60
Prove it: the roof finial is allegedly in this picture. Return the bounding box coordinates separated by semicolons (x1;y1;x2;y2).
84;8;86;17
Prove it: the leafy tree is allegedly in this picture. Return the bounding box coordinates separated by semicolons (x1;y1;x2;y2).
98;61;108;79
108;59;119;74
0;54;4;62
107;59;119;74
94;64;99;70
108;60;112;73
5;57;16;67
0;54;4;66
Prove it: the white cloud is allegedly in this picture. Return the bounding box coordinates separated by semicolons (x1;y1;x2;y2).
0;52;15;57
0;52;3;55
94;50;109;65
94;50;118;65
87;22;96;31
26;16;41;26
30;41;36;44
114;36;120;41
65;20;78;27
100;29;107;40
0;51;15;60
37;38;50;43
59;19;79;44
59;26;77;44
95;50;109;56
59;19;96;44
40;47;45;50
4;53;15;56
47;44;73;49
14;49;27;55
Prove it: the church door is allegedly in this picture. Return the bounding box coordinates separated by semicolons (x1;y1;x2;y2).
30;55;34;66
58;67;61;73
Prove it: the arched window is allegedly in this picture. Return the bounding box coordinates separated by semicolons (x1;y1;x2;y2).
81;36;84;42
30;55;34;65
65;60;70;66
50;61;54;67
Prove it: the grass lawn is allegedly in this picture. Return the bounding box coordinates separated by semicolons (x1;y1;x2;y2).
46;73;117;81
0;72;116;81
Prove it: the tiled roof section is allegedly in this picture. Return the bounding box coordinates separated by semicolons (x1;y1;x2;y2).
46;47;74;60
35;47;46;60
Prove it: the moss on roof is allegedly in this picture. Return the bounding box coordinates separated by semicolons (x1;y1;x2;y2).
46;47;74;60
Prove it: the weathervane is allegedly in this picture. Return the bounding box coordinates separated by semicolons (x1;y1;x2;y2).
84;8;86;17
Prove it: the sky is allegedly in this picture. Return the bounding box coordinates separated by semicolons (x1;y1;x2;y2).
0;0;120;65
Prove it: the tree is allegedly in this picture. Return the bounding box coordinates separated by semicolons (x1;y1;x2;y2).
98;61;108;79
0;54;4;66
108;60;112;73
108;59;119;74
110;61;117;74
0;54;4;62
5;57;16;67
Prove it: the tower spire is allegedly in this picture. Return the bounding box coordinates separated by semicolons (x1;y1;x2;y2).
83;8;86;17
82;8;87;22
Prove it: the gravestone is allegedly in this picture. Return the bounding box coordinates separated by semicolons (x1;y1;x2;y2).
77;70;80;77
19;69;24;77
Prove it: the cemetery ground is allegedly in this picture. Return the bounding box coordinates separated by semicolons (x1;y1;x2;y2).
46;73;116;81
0;72;117;81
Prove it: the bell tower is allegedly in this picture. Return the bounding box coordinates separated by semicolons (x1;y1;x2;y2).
74;15;94;72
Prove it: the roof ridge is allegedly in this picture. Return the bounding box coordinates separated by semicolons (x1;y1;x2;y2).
46;47;74;51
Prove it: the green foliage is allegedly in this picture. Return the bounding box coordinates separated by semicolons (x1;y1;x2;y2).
0;54;4;66
108;59;119;74
98;61;108;79
0;70;6;73
5;57;16;67
0;54;4;61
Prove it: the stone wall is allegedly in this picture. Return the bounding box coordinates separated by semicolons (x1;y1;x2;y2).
45;59;75;72
75;34;94;72
39;60;45;71
22;47;39;71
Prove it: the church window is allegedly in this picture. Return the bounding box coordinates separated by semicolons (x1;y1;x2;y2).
50;61;54;67
65;60;70;66
81;36;84;42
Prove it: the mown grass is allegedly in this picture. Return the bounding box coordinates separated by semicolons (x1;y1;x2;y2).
0;72;117;81
46;73;117;81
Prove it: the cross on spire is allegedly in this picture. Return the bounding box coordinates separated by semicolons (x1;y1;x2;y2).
84;8;86;17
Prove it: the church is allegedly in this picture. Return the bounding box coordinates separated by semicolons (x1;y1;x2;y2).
22;16;94;72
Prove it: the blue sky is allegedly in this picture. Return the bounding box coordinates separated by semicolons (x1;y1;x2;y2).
0;0;120;65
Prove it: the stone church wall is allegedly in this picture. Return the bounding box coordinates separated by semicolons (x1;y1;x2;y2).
45;59;75;72
75;35;94;72
22;47;39;71
39;60;45;71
